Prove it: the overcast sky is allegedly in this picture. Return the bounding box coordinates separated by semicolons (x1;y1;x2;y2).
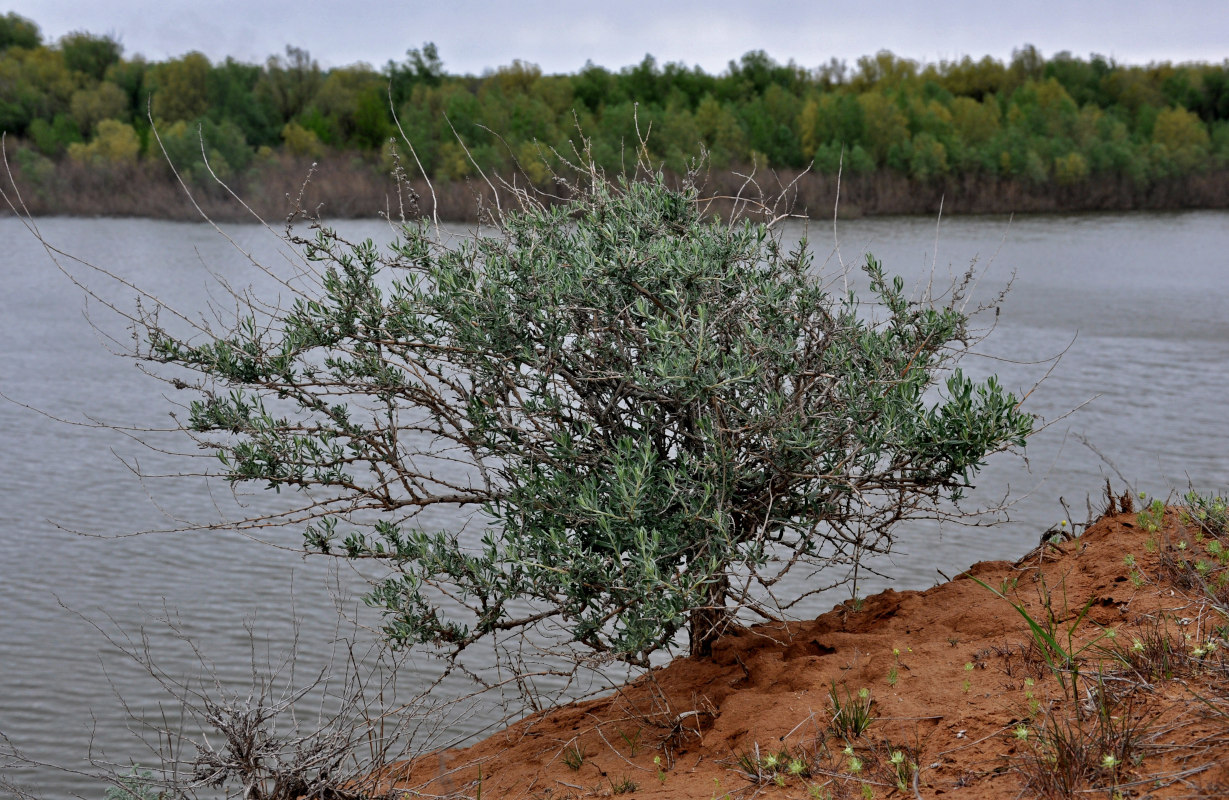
9;0;1228;74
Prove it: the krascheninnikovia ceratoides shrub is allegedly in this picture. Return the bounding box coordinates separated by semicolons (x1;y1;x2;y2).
142;171;1033;667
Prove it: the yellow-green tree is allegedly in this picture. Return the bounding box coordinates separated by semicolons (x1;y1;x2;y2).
67;118;139;165
1152;106;1210;173
1053;151;1090;185
151;52;211;122
280;120;325;158
694;95;747;166
0;45;77;132
949;96;1000;146
858;92;909;165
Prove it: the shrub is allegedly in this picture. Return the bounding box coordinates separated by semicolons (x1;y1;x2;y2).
136;165;1032;666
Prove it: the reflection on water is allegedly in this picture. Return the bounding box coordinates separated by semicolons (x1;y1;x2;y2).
1;211;1227;796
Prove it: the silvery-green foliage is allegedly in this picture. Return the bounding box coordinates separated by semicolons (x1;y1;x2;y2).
144;173;1032;666
102;767;162;800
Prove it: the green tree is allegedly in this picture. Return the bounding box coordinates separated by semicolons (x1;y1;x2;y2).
26;112;81;155
156;117;253;181
740;84;804;166
1006;44;1045;91
69;81;128;134
0;45;77;134
138;170;1031;665
387;41;443;105
572;61;617;112
256;45;322;123
0;11;40;51
621;54;666;105
909;131;949;179
720;50;802;100
799;93;866;159
103;56;148;123
811;141;875;175
207;57;280;148
1043;51;1112;107
654;105;701;172
313;65;390;148
58;31;122;81
694;95;747;166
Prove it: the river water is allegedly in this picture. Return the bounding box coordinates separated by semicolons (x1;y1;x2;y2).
1;211;1227;797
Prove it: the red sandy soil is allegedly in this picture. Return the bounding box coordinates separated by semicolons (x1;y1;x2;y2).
375;504;1229;799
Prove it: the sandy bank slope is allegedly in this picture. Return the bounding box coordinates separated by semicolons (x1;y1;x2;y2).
380;506;1229;799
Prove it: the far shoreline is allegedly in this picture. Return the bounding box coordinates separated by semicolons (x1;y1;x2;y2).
4;156;1228;224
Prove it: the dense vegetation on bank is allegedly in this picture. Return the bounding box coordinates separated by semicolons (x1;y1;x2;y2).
2;10;1228;219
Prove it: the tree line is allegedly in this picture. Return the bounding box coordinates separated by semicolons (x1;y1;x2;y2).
3;10;1228;218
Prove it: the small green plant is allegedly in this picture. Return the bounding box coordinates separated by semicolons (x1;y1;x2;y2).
617;727;642;757
562;741;588;771
1023;676;1040;716
888;749;915;793
653;754;667;784
1137;498;1165;534
1012;675;1148;798
886;646;902;686
735;749;761;777
968;572;1114;699
1160;491;1229;609
829;682;875;739
1183;491;1228;536
609;775;638;794
735;744;810;785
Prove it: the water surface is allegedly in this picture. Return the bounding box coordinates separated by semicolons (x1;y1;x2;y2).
1;210;1227;797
